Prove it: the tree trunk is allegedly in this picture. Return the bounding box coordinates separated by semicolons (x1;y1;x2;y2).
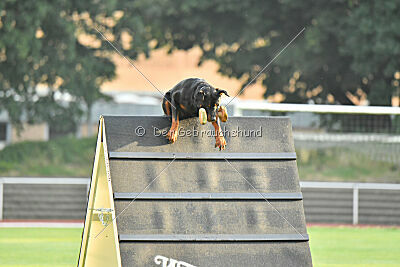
86;105;93;137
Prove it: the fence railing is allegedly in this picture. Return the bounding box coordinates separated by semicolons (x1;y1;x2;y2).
229;101;400;115
228;100;400;135
0;177;90;220
300;181;400;224
1;177;399;224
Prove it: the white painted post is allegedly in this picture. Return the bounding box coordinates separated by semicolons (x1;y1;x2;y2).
43;123;50;141
0;179;3;220
6;123;12;145
353;183;359;225
86;182;91;196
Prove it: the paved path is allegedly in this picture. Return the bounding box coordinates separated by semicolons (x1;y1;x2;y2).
0;220;84;228
1;220;398;229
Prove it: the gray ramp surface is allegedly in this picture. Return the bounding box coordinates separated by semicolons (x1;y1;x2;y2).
103;116;312;267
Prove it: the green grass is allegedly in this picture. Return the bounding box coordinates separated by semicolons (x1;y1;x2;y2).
297;147;400;183
0;136;96;177
308;226;400;266
0;228;82;267
0;226;399;266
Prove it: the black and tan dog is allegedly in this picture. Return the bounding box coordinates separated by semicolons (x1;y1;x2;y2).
162;78;229;150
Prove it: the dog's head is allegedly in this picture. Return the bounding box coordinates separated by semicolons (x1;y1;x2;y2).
194;84;229;122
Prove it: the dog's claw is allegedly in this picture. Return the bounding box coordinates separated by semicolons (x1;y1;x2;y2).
215;136;226;150
167;128;178;143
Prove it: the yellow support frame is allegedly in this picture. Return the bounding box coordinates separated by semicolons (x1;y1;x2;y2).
78;117;121;267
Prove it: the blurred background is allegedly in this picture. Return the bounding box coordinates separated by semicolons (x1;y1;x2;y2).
1;0;399;180
0;0;399;266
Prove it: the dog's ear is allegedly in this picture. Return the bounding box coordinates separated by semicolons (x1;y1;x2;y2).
216;88;230;97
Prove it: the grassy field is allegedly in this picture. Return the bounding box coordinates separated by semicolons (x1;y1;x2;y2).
0;226;399;266
308;226;400;266
0;136;96;177
297;147;400;183
0;136;399;183
0;228;82;267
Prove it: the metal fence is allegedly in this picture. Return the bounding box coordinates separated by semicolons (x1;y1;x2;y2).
229;101;400;165
300;181;400;225
1;177;399;225
0;177;89;220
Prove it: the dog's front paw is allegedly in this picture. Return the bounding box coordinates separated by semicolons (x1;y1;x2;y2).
167;128;179;143
215;136;226;150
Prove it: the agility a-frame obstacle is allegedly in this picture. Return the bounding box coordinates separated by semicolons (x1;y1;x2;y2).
78;115;312;267
78;117;121;266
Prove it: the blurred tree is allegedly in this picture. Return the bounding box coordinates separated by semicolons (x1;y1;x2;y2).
1;0;399;139
123;0;400;106
0;0;120;134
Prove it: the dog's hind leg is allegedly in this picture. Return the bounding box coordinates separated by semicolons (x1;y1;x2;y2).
166;97;179;143
162;93;172;117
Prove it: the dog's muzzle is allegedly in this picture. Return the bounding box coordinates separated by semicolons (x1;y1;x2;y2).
207;112;217;122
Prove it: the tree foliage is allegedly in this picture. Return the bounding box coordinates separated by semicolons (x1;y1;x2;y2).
126;0;400;106
1;0;399;133
0;0;119;128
